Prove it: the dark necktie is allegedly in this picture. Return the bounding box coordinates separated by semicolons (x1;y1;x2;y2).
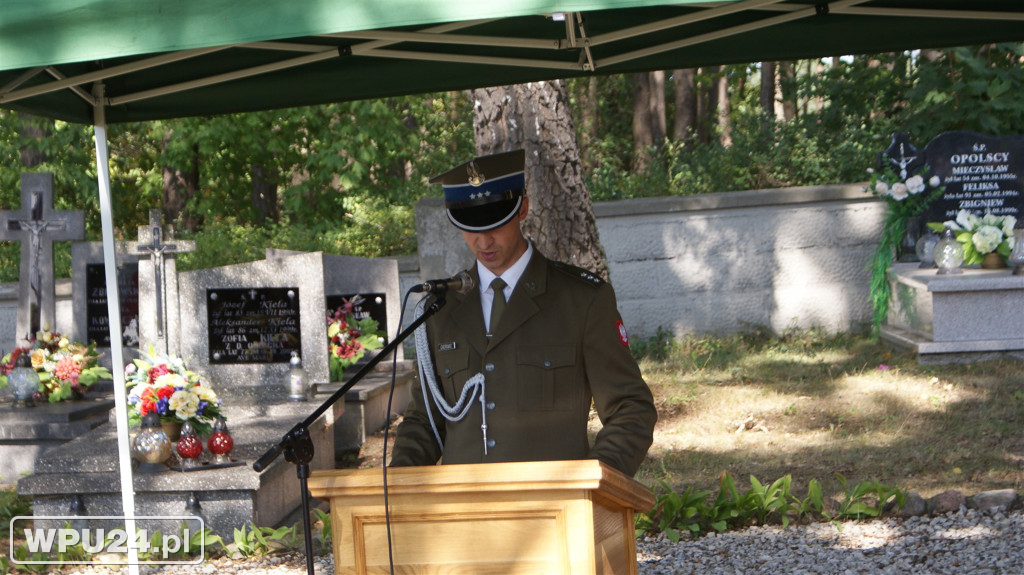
488;278;507;337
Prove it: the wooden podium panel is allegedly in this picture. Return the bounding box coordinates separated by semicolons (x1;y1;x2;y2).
308;460;655;575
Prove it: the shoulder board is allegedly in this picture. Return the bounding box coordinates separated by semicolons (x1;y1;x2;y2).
552;261;604;287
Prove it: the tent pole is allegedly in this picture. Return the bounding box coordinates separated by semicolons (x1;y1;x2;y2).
92;81;141;574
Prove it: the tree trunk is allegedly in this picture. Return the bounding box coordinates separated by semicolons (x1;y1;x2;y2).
576;77;600;174
472;82;609;280
250;163;279;225
631;73;654;171
162;135;200;231
779;61;797;121
715;69;732;147
697;66;720;145
760;61;776;130
17;113;50;167
672;68;697;141
630;71;668;171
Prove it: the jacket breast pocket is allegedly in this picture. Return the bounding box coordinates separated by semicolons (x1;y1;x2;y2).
516;345;577;411
435;347;470;399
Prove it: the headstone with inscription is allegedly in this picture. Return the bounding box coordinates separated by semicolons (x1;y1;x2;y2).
0;174;84;346
70;243;140;359
882;132;1023;223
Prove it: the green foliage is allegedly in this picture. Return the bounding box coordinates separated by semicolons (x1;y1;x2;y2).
635;481;710;542
637;471;905;539
904;44;1024;136
227;522;303;558
833;473;907;521
312;508;333;553
0;488;32;535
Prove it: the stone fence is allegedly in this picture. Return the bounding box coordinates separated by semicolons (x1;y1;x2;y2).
0;183;884;353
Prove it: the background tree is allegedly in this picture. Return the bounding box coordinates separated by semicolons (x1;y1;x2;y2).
472;82;609;279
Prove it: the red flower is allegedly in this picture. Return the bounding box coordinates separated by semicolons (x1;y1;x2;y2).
147;364;172;384
140;399;156;415
156;386;175;400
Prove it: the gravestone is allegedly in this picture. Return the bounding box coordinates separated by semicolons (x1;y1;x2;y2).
133;209;194;355
882;132;1024;223
70;242;140;365
0;173;84;346
180;250;411;451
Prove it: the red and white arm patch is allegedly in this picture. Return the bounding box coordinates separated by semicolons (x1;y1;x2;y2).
616;320;629;347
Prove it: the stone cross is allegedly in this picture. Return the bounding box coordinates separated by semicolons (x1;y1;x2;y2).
0;173;84;346
132;209;194;354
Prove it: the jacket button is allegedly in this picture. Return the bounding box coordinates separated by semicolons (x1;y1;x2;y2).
486;439;496;448
486;401;495;410
543;360;552;368
443;367;451;375
484;363;495;372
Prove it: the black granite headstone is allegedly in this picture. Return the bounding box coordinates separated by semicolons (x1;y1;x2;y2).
85;263;139;347
884;132;1024;223
326;292;388;342
207;287;301;364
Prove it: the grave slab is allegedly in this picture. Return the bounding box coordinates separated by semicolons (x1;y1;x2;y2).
882;262;1024;363
18;396;341;537
0;395;114;482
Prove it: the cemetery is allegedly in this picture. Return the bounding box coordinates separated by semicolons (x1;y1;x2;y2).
0;130;1020;539
1;2;1023;572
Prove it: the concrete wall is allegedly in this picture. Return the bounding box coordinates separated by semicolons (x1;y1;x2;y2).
415;184;885;340
1;184;885;353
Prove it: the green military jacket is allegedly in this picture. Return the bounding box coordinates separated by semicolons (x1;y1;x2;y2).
391;250;657;476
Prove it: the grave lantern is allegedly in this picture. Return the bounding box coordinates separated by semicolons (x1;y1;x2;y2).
8;353;40;407
1010;228;1024;276
934;227;964;275
133;411;172;472
208;417;234;464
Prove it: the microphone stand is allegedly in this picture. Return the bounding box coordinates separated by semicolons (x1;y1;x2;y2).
253;295;447;575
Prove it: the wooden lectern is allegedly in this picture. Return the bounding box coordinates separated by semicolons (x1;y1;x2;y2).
307;459;655;574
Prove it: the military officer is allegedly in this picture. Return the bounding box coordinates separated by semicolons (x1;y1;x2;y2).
390;149;656;476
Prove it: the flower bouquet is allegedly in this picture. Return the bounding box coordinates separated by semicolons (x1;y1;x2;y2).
864;165;945;336
927;210;1017;266
327;297;385;382
125;346;223;435
0;329;113;402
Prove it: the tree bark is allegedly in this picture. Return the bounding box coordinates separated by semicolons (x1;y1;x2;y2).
249;163;279;225
697;66;720;145
779;61;797;121
631;73;654;171
672;68;697;141
576;77;600;174
17;113;50;167
161;134;200;232
472;82;609;280
760;61;776;129
715;69;732;147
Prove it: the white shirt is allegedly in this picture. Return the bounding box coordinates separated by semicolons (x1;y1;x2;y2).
477;242;533;333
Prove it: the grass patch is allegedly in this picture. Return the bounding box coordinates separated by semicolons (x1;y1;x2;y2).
635;329;1024;502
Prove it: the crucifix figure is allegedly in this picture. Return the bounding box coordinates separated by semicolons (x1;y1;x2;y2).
0;173;85;346
133;209;194;352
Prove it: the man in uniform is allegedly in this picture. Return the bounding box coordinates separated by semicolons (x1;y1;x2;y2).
390;149;656;476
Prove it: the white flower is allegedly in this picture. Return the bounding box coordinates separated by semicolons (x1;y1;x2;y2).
972;225;1003;254
889;182;908;200
929;176;941;188
194;385;218;403
1001;216;1016;238
169;389;200;420
956;210;980;231
905;175;926;195
874;181;889;195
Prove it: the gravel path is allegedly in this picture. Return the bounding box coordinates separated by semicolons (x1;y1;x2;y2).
56;506;1023;575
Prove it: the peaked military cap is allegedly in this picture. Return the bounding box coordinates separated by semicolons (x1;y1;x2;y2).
429;149;526;232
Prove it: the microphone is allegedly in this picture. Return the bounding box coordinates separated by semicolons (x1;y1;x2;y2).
411;270;475;295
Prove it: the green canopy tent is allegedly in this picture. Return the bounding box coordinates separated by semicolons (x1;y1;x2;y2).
2;1;1023;567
